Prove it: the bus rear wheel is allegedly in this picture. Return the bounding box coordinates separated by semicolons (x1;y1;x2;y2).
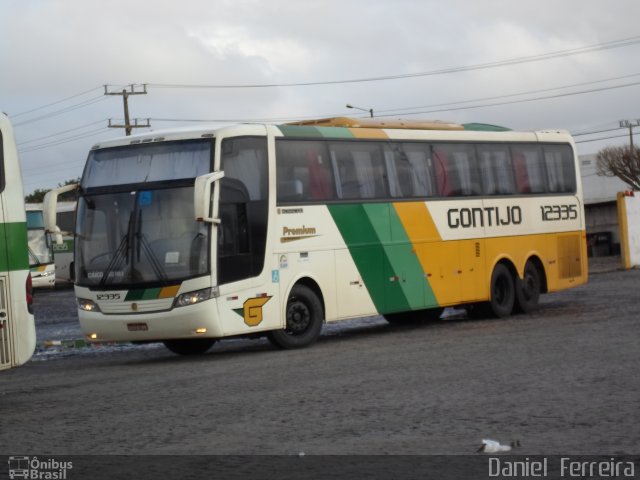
515;260;541;313
163;338;216;355
267;284;323;349
384;307;444;324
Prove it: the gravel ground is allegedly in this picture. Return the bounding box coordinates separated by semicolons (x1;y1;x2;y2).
1;257;638;457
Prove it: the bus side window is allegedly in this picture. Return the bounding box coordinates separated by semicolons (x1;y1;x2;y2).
329;142;387;200
512;151;531;193
386;143;439;198
477;144;515;195
276;139;334;202
433;148;453;197
544;145;576;193
512;145;547;194
307;150;333;200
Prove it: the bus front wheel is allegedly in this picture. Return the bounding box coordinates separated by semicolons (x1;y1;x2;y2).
267;284;323;349
163;338;216;355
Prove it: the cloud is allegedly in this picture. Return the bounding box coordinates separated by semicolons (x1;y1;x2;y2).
2;0;640;193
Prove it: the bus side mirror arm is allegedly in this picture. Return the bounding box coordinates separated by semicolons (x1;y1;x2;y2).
43;183;79;245
194;171;225;224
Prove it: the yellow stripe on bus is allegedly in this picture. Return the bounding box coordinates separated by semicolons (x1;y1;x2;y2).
159;285;181;299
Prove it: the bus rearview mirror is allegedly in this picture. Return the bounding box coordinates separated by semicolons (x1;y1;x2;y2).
194;171;225;223
43;183;78;242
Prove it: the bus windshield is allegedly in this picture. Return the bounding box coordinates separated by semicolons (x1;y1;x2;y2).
76;187;209;287
82;139;211;188
75;139;213;287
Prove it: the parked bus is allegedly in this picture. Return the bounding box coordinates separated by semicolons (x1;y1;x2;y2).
44;117;587;355
0;113;36;370
26;204;56;288
51;201;76;284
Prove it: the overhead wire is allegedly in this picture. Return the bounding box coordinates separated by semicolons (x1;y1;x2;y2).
13;95;108;127
11;86;103;118
147;35;640;89
19;127;109;154
17;120;107;146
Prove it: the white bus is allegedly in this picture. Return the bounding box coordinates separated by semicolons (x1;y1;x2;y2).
45;117;587;355
26;204;56;288
51;201;76;284
0;113;36;370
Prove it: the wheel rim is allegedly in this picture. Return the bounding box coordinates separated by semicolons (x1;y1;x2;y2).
495;275;509;306
286;298;311;335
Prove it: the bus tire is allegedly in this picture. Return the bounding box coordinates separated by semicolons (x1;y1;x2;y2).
514;260;541;313
163;338;216;355
267;284;323;349
384;307;444;324
488;263;515;318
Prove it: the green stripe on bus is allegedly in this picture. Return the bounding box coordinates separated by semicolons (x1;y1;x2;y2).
329;203;440;314
277;125;355;139
125;288;161;302
0;222;30;272
315;126;354;138
328;203;390;313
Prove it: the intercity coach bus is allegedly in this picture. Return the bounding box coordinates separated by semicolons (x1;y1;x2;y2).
26;204;56;288
44;117;587;355
0;112;36;370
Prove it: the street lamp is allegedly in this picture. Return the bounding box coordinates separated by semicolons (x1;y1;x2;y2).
346;104;374;118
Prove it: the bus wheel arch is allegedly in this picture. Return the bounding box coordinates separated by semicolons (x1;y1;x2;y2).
469;259;517;319
267;278;325;350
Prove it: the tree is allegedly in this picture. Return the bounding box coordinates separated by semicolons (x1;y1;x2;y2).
24;178;81;203
596;145;640;191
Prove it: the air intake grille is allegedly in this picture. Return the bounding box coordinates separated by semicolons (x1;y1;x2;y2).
558;235;582;279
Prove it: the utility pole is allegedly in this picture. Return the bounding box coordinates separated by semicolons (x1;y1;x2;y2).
619;119;640;149
104;84;150;135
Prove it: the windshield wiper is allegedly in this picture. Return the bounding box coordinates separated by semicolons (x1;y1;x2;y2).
134;209;168;282
99;212;134;286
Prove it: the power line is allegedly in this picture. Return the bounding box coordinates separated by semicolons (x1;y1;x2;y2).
13;95;108;127
572;127;623;137
575;133;630;144
17;120;107;146
376;80;640;118
148;35;640;89
149;78;640;125
11;86;103;118
18;127;109;154
374;73;640;115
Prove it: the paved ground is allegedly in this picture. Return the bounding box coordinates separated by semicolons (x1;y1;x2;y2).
1;256;638;456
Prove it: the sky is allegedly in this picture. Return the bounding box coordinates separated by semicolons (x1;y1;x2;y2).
2;0;640;195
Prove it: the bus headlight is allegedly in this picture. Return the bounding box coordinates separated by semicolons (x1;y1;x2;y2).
78;298;101;312
174;287;218;308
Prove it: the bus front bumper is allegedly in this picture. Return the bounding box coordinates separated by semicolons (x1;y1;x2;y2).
78;299;223;342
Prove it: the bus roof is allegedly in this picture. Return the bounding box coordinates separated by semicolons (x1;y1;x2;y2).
287;117;466;131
